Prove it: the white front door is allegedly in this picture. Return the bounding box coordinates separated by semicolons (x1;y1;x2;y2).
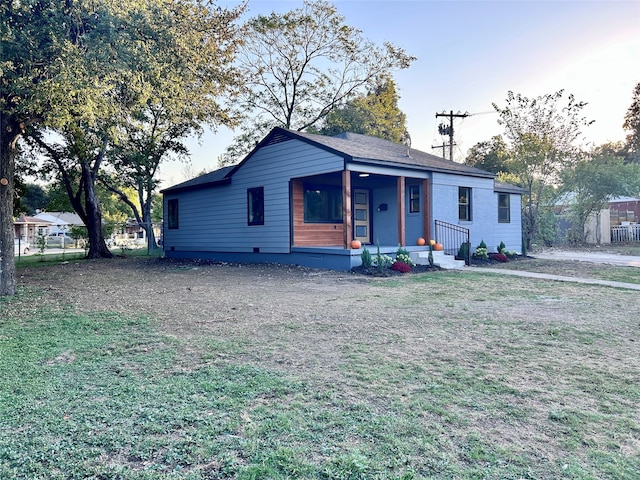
353;189;371;244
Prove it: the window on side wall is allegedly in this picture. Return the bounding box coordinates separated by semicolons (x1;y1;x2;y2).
409;185;420;213
247;187;264;226
168;199;179;229
458;187;471;221
304;183;343;223
498;193;510;223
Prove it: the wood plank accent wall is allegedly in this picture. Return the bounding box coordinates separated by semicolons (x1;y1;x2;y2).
343;170;352;248
423;178;431;241
397;177;405;246
292;179;344;246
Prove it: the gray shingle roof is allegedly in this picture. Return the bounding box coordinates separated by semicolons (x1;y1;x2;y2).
289;129;495;178
161;165;234;193
162;127;517;194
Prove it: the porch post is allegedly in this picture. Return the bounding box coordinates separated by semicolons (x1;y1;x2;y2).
397;176;405;246
423;178;431;241
343;169;352;248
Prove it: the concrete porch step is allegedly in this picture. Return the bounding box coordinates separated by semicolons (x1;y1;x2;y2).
410;250;466;270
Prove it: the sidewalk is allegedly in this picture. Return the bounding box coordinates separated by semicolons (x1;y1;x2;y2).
471;267;640;291
532;250;640;267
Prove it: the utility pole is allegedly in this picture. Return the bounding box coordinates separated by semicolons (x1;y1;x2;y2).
431;141;455;159
435;110;469;161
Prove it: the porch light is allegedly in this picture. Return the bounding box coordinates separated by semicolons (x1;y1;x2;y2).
358;173;370;177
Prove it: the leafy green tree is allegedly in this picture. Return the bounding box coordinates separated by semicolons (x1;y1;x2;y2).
493;90;593;249
1;0;95;294
15;183;50;216
224;0;415;163
311;77;408;142
561;149;640;244
465;135;510;174
100;1;243;251
623;82;640;164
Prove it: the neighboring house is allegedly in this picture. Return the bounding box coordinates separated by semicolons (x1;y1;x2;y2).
161;127;523;270
14;215;53;244
33;211;85;236
555;195;640;245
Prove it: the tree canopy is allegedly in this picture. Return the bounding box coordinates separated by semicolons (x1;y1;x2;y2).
493;90;593;248
310;76;408;143
223;0;415;163
1;0;244;295
464;135;510;174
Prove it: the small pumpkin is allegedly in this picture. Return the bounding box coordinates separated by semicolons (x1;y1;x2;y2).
350;239;362;249
433;243;444;251
416;237;426;246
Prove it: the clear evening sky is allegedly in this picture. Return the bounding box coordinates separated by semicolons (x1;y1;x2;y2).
162;0;640;187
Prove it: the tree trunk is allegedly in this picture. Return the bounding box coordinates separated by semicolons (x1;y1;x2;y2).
0;114;18;296
142;199;160;252
82;161;113;259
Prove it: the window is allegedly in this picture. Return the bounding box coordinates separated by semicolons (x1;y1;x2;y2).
167;199;179;229
247;187;264;225
458;187;471;221
304;183;343;223
498;193;510;223
409;185;420;213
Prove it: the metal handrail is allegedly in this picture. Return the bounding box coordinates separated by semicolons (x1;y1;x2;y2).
434;220;471;265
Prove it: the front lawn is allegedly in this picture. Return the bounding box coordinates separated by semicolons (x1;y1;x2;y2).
1;259;638;479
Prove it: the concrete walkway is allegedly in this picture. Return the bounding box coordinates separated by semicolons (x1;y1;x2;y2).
471;267;640;291
532;250;640;267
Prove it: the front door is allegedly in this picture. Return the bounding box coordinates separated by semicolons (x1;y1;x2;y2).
353;189;371;244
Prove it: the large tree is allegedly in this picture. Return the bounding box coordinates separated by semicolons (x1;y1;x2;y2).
99;1;243;251
311;76;408;142
493;90;593;248
223;0;415;163
1;0;89;295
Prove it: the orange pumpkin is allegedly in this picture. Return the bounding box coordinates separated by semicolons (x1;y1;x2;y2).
416;237;426;246
433;243;444;251
350;239;362;249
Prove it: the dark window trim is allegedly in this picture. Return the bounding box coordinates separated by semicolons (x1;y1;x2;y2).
409;185;420;214
459;186;472;222
247;187;265;226
498;193;511;223
303;182;343;224
167;199;179;229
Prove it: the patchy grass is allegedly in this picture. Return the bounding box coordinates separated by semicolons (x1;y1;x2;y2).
1;260;639;479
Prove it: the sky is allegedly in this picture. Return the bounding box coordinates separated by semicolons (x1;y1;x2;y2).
160;0;640;187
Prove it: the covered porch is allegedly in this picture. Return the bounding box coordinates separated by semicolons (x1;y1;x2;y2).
291;169;432;250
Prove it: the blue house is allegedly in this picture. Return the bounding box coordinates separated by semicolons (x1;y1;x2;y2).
161;127;522;270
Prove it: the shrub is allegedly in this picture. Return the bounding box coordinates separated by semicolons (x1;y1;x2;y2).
457;241;470;262
391;261;411;273
372;254;393;269
395;251;415;267
361;247;372;267
473;240;489;260
489;252;509;262
497;241;506;253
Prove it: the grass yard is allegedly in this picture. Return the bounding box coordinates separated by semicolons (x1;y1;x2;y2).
1;257;639;479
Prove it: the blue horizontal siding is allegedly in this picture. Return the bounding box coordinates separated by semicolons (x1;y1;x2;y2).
164;139;344;254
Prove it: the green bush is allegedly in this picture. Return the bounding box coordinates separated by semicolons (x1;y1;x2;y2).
497;241;506;253
361;247;372;267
